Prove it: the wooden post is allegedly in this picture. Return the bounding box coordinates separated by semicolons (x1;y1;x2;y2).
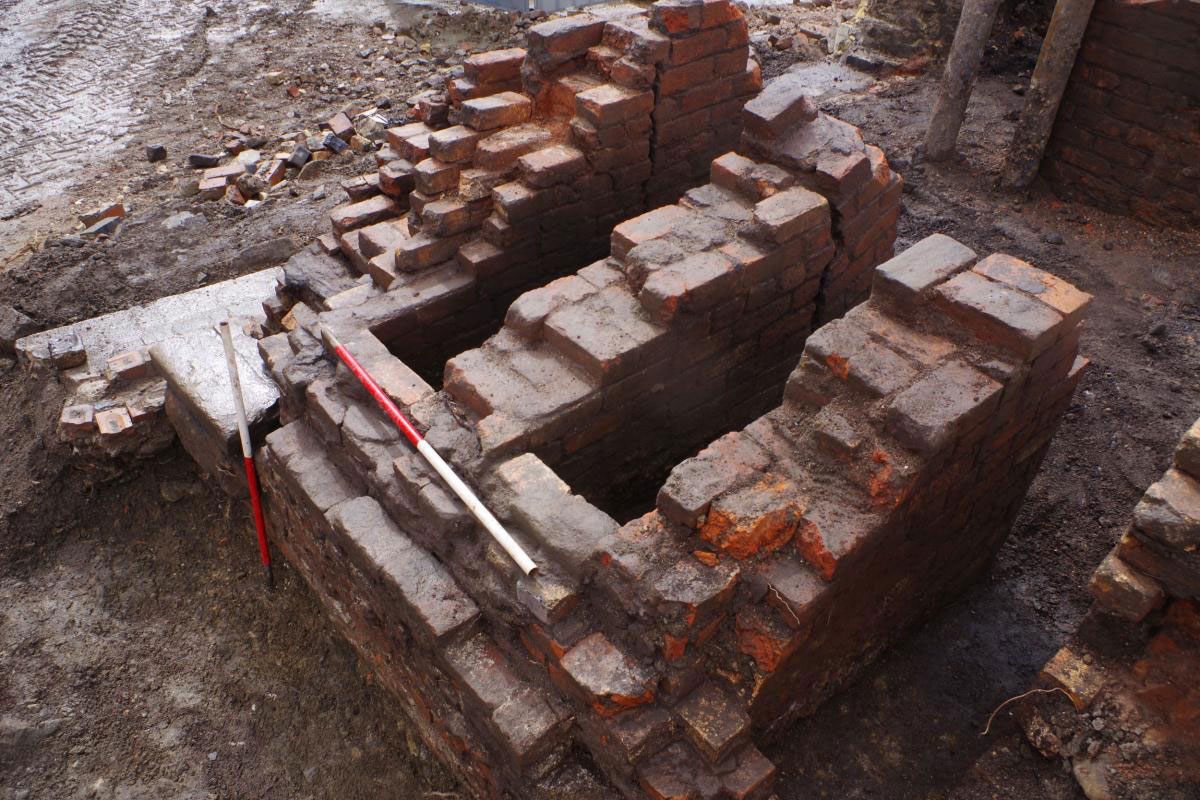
1001;0;1097;188
923;0;1005;162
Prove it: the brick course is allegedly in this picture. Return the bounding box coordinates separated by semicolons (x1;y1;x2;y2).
1042;0;1200;228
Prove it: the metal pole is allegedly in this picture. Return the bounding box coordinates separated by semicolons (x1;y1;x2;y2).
219;320;274;587
321;326;538;577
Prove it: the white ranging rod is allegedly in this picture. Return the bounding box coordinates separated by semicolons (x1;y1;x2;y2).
321;326;538;577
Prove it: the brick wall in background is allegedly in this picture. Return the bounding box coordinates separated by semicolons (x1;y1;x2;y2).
1042;0;1200;228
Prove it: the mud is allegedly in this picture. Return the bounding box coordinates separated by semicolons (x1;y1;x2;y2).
2;1;1199;799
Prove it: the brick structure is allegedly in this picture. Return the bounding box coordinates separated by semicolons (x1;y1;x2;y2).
308;0;761;388
251;173;1088;798
36;4;1086;796
1011;417;1200;798
1042;0;1200;228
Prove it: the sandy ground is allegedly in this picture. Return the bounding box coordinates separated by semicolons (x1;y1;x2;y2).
2;1;1198;799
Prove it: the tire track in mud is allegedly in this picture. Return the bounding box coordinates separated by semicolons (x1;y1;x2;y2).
0;0;209;211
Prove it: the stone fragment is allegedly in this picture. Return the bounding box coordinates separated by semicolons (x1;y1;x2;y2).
188;153;221;169
79;202;126;228
0;306;36;353
1177;418;1200;478
145;144;167;162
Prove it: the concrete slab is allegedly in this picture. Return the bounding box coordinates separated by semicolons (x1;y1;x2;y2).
149;324;280;453
15;267;283;372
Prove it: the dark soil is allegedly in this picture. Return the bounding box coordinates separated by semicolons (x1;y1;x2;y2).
2;2;1198;800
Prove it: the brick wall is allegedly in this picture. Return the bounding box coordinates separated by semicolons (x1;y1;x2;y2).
1010;416;1200;798
255;220;1088;796
1042;0;1200;228
288;0;762;390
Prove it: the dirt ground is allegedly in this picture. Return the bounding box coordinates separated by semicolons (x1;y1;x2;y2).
1;1;1198;799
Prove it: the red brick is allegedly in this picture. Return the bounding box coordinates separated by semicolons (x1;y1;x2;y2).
461;91;532;131
463;47;526;84
934;270;1066;357
750;187;828;243
329;194;399;234
575;84;653;128
886;360;1003;456
558;632;653;715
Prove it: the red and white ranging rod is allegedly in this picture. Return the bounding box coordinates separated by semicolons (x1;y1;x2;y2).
218;320;274;587
321;326;538;577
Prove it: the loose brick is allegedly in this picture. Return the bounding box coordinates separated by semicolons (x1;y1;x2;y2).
972;253;1092;328
743;73;818;140
517;145;588;188
464;47;526;84
639;250;737;321
527;15;606;63
1088;549;1163;622
330;195;399;234
427;125;482;163
750;188;828;244
872;233;977;305
1132;468;1200;550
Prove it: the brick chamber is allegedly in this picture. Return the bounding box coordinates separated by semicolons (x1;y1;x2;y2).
1041;0;1200;228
